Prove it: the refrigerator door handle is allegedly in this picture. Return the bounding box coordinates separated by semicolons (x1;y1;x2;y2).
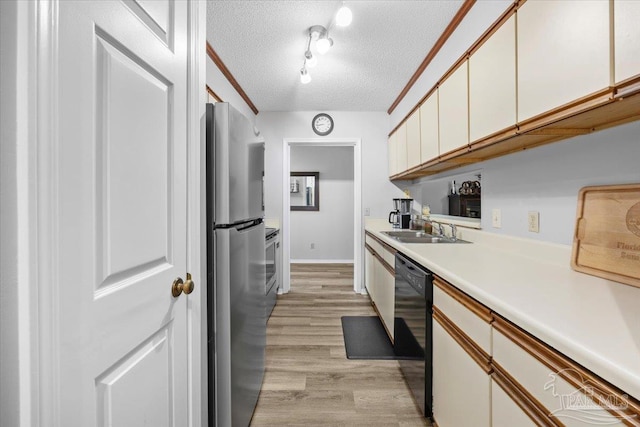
236;219;263;232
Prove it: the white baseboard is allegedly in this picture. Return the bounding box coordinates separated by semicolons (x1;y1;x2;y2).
290;259;354;264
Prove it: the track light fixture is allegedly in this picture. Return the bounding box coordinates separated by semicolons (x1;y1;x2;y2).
336;3;353;27
305;50;317;68
300;67;311;84
297;3;352;84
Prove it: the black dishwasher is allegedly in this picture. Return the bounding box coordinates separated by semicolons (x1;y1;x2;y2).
394;252;433;419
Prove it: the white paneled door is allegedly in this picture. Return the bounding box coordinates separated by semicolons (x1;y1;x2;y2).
53;1;190;425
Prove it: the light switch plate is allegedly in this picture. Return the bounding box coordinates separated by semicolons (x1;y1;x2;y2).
492;209;501;228
528;211;539;233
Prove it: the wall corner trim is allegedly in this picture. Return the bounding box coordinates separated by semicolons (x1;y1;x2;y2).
206;41;259;115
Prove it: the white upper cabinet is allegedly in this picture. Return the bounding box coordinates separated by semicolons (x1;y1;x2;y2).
396;122;408;173
517;0;610;121
406;109;421;170
388;132;398;177
438;61;469;155
420;91;439;163
469;15;516;141
615;0;640;83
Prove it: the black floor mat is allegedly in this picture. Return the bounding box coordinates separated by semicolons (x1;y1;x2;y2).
341;316;424;360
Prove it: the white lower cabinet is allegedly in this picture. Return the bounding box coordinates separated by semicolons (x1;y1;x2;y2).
432;277;492;427
364;233;395;339
491;379;537;427
433;319;491;427
365;231;637;427
376;263;395;337
492;319;626;427
364;248;377;304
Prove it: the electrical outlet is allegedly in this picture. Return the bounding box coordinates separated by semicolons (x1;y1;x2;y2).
310;243;315;249
492;209;502;228
364;207;370;216
528;211;540;233
403;189;411;197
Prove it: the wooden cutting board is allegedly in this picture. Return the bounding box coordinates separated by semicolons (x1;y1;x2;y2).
572;184;640;288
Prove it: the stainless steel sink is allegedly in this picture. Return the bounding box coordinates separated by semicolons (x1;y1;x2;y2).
381;230;470;244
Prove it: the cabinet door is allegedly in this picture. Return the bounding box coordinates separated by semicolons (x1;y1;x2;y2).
438;61;469;155
396;123;408;173
517;0;610;121
469;15;516;141
615;0;640;83
377;265;395;340
387;132;397;177
406;109;421;170
432;320;490;427
491;379;537;427
365;249;377;302
420;91;439;163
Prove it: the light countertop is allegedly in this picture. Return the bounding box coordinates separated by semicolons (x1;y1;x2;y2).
365;218;640;400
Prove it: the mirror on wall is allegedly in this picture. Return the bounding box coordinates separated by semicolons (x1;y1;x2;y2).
290;172;320;211
413;170;482;220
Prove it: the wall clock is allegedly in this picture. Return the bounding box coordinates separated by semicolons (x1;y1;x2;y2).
312;113;334;136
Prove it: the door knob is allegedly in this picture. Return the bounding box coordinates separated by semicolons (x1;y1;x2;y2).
171;274;195;297
183;273;195;295
171;277;185;297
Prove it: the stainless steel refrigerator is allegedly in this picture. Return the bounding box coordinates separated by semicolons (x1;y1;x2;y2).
206;102;266;427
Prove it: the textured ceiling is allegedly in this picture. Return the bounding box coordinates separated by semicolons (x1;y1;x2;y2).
206;1;464;112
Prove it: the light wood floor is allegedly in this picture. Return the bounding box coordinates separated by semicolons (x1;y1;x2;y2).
250;263;431;427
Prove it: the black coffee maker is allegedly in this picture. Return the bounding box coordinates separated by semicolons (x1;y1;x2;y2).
389;198;413;229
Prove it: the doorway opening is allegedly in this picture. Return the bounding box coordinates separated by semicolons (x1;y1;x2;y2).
281;138;363;294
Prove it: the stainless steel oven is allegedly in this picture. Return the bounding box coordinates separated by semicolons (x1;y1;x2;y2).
265;228;279;319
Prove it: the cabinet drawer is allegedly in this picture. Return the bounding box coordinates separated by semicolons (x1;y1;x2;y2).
433;277;492;354
365;233;395;271
493;318;630;426
381;247;395;268
365;234;374;248
368;239;383;259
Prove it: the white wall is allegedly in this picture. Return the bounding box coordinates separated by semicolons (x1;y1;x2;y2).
406;121;640;245
479;122;640;244
257;111;403;228
290;146;354;261
205;57;256;124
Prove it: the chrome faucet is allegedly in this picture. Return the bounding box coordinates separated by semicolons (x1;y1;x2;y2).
432;222;445;237
448;223;457;241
